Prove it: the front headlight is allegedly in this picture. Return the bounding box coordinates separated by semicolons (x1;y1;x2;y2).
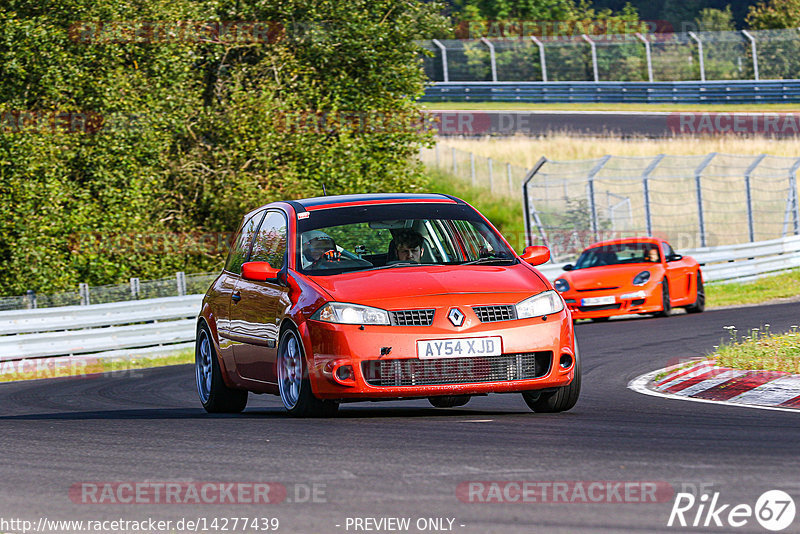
633;270;651;286
311;302;390;325
554;278;570;293
515;290;564;319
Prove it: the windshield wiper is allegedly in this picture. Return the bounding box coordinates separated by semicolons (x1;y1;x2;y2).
460;257;516;266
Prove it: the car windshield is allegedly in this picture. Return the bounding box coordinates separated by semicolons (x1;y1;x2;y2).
573;243;660;269
296;203;515;275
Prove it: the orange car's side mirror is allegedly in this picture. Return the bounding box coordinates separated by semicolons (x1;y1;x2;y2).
242;261;280;281
521;246;551;266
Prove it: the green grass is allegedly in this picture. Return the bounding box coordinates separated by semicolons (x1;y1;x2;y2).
421;102;800;112
0;348;194;382
705;269;800;308
711;325;800;374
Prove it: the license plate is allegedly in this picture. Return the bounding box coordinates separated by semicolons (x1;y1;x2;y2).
581;296;615;306
417;337;502;359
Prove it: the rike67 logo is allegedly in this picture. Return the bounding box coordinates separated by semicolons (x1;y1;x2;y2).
668;490;796;531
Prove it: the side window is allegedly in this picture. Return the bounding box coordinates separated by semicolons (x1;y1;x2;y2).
250;211;288;269
662;242;675;260
224;211;265;274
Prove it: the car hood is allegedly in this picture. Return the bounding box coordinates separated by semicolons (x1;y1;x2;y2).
309;263;548;308
560;264;657;290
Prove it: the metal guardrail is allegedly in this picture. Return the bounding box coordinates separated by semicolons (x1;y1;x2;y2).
0;295;202;361
422;80;800;104
536;235;800;284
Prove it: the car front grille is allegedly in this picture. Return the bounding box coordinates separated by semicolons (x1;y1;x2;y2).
472;305;516;323
362;352;552;387
576;287;619;292
578;303;621;311
389;309;435;326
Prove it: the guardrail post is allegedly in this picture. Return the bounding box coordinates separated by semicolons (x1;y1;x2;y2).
25;290;36;310
582;34;599;82
587;156;611;241
488;157;494;193
480;37;498;82
176;272;187;297
522;157;550;249
470;152;476;186
694;153;716;247
642;154;665;236
530;36;547;82
431;39;449;83
741;30;759;81
79;283;90;306
688;32;706;82
635;33;654;82
744;154;766;242
130;277;140;299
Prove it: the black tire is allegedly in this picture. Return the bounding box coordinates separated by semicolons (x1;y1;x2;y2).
522;346;581;413
428;395;471;408
686;271;705;314
277;328;339;418
656;279;672;317
196;324;248;413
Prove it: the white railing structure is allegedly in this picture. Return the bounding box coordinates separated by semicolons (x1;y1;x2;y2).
536;235;800;284
0;295;202;362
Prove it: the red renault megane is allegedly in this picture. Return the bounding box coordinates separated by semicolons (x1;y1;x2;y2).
195;193;579;417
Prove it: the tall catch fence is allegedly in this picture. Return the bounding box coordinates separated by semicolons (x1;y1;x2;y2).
421;28;800;83
523;153;800;260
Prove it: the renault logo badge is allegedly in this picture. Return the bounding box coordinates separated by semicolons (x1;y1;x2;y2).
448;308;465;327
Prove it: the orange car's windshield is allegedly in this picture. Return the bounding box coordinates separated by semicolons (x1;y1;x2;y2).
574;243;660;269
296;204;515;274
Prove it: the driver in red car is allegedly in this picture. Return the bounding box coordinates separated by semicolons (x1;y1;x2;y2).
302;231;339;267
394;229;425;263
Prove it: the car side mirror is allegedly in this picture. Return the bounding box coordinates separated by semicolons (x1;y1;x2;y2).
562;264;574;271
521;245;551;266
667;254;683;262
242;261;280;281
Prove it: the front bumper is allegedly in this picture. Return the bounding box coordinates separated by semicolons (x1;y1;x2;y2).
561;283;662;319
298;310;575;400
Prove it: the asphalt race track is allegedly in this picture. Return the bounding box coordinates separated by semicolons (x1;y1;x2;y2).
1;302;799;534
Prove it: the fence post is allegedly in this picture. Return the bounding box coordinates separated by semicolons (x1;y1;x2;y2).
694;153;716;247
488;157;494;193
480;37;498;82
688;32;706;82
451;147;457;175
744;154;766;242
506;162;513;195
79;283;90;306
741;30;759;81
635;33;654;82
530;36;547;82
431;39;449;83
434;144;440;167
130;277;140;299
176;272;187;297
470;152;476;186
522;158;550;249
641;154;665;236
582;34;599;82
587;156;611;241
25;289;36;310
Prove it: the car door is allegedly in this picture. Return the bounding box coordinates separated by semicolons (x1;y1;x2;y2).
230;210;289;384
216;209;266;371
661;241;693;304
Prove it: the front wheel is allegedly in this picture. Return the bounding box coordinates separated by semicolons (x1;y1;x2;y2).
656;279;672;317
522;347;581;413
686;272;705;313
277;328;338;418
196;324;247;413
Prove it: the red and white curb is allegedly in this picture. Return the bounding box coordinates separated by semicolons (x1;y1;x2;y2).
628;360;800;413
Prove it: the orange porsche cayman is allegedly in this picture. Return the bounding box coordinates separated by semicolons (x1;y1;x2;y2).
553;237;705;321
196;193;579;417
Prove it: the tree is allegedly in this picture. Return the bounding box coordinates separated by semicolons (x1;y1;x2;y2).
746;0;800;28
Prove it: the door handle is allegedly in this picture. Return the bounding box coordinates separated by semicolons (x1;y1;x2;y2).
232;292;241;303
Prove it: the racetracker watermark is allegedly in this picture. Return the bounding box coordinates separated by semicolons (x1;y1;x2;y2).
69;481;326;505
453;20;672;39
69;21;284;44
457;481;674;504
668;113;800;136
70;231;234;257
1;110;156;135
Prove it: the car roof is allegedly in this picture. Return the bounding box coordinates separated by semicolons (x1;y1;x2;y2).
584;237;663;250
292;193;460;211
